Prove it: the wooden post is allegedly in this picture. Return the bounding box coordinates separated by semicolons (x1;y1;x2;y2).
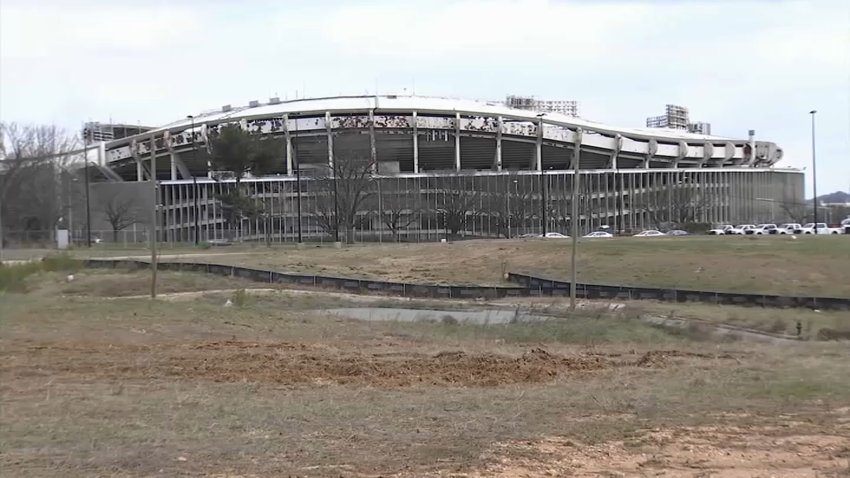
150;136;158;299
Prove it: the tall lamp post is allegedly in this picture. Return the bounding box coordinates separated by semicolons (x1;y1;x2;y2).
82;129;92;247
809;110;818;229
187;115;199;245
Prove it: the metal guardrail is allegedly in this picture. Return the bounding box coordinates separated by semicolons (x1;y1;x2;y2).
81;259;850;310
506;273;850;311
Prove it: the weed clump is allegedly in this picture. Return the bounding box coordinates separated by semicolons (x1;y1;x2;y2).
0;254;79;292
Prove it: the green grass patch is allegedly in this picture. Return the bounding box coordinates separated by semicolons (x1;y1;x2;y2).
0;253;79;292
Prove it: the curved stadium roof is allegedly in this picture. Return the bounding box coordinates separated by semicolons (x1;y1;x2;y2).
152;94;733;142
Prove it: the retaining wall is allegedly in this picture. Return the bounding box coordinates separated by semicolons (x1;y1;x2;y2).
506;272;850;311
82;259;850;310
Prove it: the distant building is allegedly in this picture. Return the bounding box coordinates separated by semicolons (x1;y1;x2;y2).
688;122;712;135
646;104;711;135
505;95;579;117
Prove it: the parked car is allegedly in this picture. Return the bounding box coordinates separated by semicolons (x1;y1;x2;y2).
747;224;779;235
798;223;843;235
666;230;689;236
761;224;784;234
842;217;850;234
583;231;613;238
633;230;665;237
518;233;542;239
729;224;756;235
543;232;570;239
778;223;800;234
707;225;735;235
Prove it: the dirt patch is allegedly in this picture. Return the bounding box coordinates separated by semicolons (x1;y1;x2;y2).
468;423;850;477
8;342;701;388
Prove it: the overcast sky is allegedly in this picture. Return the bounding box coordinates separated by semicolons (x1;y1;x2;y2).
1;0;848;195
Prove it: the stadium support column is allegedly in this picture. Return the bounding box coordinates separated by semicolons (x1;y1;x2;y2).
283;114;292;175
412;112;419;173
169;150;178;181
132;140;145;181
454;112;461;171
645;139;657;169
609;135;623;235
535;118;543;171
325;112;334;171
369;109;377;173
495;116;503;171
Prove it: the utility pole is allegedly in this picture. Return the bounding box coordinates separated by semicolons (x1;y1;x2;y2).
810;110;818;229
149;136;158;299
570;128;582;310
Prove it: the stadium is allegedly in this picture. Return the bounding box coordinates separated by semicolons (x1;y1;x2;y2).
81;94;803;243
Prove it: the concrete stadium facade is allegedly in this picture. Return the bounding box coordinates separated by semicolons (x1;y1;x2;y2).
97;95;803;242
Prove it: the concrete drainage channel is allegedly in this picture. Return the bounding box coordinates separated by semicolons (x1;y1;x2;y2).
320;307;549;325
318;306;799;343
641;314;798;343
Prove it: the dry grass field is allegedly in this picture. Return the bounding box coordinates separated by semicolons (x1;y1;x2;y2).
103;236;850;297
2;268;849;477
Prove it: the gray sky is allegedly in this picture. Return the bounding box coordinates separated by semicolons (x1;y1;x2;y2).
2;0;848;195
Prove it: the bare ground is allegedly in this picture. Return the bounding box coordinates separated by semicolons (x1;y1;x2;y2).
2;271;849;477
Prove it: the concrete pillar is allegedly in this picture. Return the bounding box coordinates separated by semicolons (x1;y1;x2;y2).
283;114;292;175
454;112;461;171
412;111;419;173
136;160;144;182
609;134;622;169
535;118;543;171
645;139;657;169
603;171;610;226
325;111;334;172
495;116;503;171
169;151;178;181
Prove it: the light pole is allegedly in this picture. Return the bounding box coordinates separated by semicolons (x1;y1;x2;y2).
294;115;303;244
809;110;818;228
187;115;199;245
82;131;92;247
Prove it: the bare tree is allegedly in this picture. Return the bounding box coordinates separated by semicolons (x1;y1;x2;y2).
100;192;140;242
434;174;481;239
312;152;376;243
485;173;537;238
779;199;810;224
208;124;279;239
0;122;80;245
642;179;710;230
376;179;420;241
